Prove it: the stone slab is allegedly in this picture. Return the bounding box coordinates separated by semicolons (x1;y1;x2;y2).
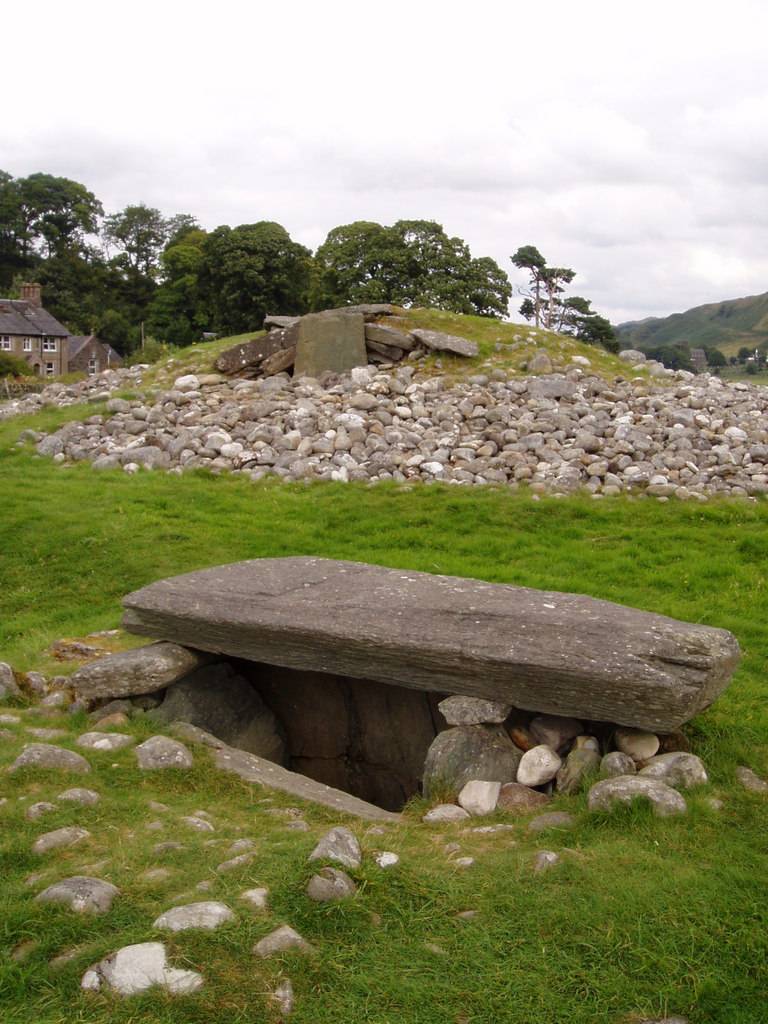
215;326;298;376
293;311;367;378
122;557;739;732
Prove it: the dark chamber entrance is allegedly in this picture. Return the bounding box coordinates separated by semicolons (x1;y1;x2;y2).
241;661;448;812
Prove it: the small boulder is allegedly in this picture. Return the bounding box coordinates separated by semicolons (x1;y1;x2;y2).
271;978;295;1016
528;350;553;373
57;787;100;806
600;751;636;777
81;941;203;996
181;815;215;832
438;696;511;726
639;752;708;789
240;887;269;910
306;867;357;902
253;925;314;958
587;775;687;817
556;746;601;795
410;328;479;358
496;782;551;814
422;804;470;824
735;765;768;793
0;662;21;699
36;876;119;914
135;735;193;770
457;779;501;816
71;642;207;700
533;850;560;872
516;745;562;787
26;801;57;820
153;901;235;932
10;744;90;774
423;725;523;798
374;851;400;868
308;827;361;870
614;728;660;762
76;731;135;752
33;826;91;855
529;715;583;753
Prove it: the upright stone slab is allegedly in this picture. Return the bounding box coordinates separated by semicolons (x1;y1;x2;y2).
293;311;367;378
122;557;740;732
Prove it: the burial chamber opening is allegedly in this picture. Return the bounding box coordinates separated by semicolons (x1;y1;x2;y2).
152;656;449;813
245;662;450;812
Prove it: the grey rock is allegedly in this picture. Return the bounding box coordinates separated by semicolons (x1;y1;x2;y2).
588;775;687;817
411;328;479;358
153;901;235;931
423;725;523;798
600;751;636;777
438;695;512;726
294;311;367;378
216;852;256;873
556;747;601;794
308;826;361;869
151;662;284;762
57;787;100;806
90;699;133;722
71;642;208;700
33;826;91;855
735;765;768;793
496;782;551;814
76;731;134;752
422;804;470;823
10;743;90;774
528;811;576;833
253;925;314;958
216;329;297;375
516;745;562;787
36;876;119;914
81;941;203;995
614;727;660;761
533;850;560;872
306;866;357;902
639;752;708;789
618;349;646;362
240;887;269;910
121;557;739;732
135;735;193;770
26;801;57;820
181;815;215;832
457;779;501;816
271;978;295;1016
528;350;553;373
0;662;21;699
365;323;415;351
529;714;583;753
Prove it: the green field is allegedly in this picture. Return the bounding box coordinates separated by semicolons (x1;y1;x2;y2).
1;334;767;1024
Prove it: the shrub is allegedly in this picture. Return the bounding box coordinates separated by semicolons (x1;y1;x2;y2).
0;352;33;378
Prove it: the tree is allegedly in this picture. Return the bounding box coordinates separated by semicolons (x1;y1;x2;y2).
312;219;511;317
146;228;209;345
17;173;102;259
737;346;752;363
706;348;727;368
510;245;547;327
102;204;169;277
199;222;311;335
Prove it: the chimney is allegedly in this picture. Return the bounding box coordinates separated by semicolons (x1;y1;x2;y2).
20;282;42;307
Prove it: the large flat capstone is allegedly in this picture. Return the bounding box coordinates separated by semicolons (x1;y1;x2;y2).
121;558;739;732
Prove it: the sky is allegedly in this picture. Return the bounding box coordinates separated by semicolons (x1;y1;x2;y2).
4;0;768;324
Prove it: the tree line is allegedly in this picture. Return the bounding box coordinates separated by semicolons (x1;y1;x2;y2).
0;170;616;355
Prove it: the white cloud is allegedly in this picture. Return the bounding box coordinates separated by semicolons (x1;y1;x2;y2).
3;0;768;325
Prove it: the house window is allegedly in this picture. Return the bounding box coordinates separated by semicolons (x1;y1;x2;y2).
1;336;10;350
88;357;98;374
45;362;55;377
23;337;33;352
43;337;58;352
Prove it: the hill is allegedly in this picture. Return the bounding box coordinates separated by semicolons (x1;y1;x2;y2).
617;291;768;357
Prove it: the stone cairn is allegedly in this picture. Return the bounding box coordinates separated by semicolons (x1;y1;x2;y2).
213;304;478;379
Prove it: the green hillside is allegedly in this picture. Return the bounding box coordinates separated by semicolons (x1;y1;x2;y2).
617;291;768;357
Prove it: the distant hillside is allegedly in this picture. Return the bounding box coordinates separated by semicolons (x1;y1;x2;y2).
617;291;768;356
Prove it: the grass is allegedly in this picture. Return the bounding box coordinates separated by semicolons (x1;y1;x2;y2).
0;319;767;1022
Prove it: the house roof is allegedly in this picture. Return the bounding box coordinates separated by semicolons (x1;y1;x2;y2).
67;334;124;364
0;298;69;337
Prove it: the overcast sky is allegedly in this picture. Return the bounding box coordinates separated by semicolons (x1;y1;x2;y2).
4;0;767;324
